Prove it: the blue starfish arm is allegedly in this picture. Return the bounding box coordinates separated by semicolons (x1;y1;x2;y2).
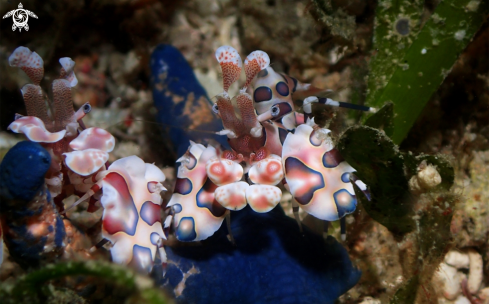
150;44;229;157
0;141;51;202
154;205;361;304
0;141;66;268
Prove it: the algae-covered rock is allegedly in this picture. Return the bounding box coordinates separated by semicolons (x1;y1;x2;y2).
453;150;489;247
338;125;414;235
389;275;419;304
403;153;455;192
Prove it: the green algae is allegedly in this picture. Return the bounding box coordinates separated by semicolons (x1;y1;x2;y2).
0;261;172;304
364;102;395;137
366;0;424;106
365;0;488;144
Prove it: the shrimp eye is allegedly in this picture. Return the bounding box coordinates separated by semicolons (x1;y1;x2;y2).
212;103;219;114
83;103;92;114
271;105;280;117
270;103;292;120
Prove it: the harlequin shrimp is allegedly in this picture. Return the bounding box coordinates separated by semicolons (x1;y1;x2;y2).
0;46;101;267
6;46;108;205
167;45;372;243
0;46;168;273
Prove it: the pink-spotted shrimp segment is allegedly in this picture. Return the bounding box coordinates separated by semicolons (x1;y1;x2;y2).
58;57;78;87
215;46;242;93
282;123;359;221
8;115;66;143
64;149;109;176
100;155;167;273
62;127;116;200
167;143;227;242
246;154;284;213
243;50;270;90
206;154;248;211
8;46;44;85
63;127;115;177
69;127;115;152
